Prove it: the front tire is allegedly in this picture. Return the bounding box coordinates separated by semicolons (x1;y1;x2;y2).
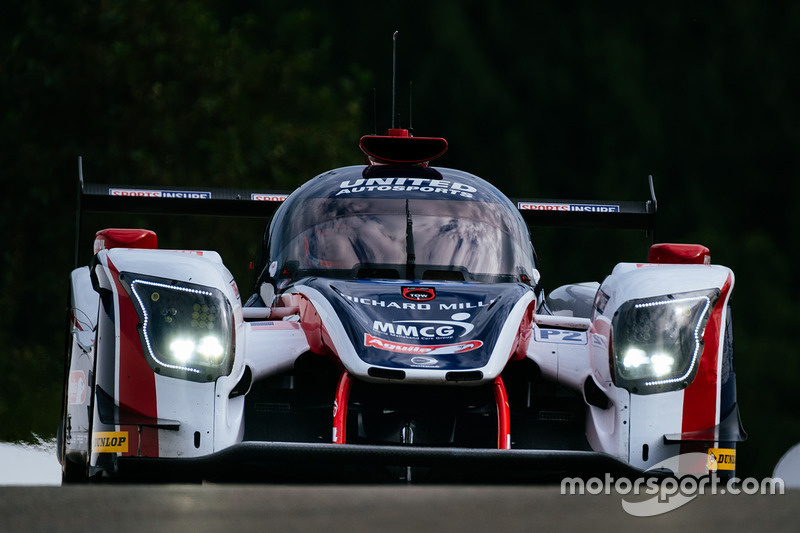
58;422;88;484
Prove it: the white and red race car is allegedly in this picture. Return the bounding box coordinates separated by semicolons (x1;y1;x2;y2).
58;130;745;482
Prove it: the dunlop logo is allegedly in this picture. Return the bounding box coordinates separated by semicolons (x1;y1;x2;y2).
707;448;736;471
93;431;129;453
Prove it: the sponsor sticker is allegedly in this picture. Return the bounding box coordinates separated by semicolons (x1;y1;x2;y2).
365;334;483;355
341;293;495;311
336;177;477;198
518;202;569;211
593;289;610;315
410;356;440;367
372;317;474;340
109;188;211;199
707;448;736;471
402;286;436;301
250;321;301;330
92;431;129;453
534;328;588;344
68;371;87;405
518;202;620;213
251;193;288;202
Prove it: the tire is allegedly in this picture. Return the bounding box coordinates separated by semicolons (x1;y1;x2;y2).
58;422;88;484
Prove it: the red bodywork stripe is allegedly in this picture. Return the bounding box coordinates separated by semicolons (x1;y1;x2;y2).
298;295;338;359
70;310;84;331
680;275;732;453
511;301;536;361
109;259;159;457
332;371;352;444
494;376;511;450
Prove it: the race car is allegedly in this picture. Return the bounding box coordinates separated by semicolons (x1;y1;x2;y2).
57;128;746;482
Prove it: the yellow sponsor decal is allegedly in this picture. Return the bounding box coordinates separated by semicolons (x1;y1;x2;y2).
707;448;736;471
92;431;129;453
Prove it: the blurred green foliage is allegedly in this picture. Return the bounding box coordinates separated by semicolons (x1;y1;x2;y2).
1;1;797;478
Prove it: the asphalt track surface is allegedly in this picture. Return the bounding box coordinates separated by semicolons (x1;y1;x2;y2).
1;484;797;533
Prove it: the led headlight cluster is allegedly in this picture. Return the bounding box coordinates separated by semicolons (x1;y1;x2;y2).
612;289;719;394
123;274;234;382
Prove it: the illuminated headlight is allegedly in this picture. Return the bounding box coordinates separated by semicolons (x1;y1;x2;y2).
612;289;719;394
123;274;234;382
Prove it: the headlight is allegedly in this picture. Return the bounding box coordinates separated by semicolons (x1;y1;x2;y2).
123;274;234;382
612;289;719;394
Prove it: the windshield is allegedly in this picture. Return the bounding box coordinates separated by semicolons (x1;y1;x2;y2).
261;166;535;284
262;166;537;284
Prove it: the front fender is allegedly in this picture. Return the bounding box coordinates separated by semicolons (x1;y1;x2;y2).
89;248;246;473
595;262;736;470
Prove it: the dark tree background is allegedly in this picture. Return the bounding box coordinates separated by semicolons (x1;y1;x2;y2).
1;1;797;478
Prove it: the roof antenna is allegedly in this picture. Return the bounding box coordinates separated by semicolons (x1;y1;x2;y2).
372;87;378;134
391;30;398;130
408;81;413;136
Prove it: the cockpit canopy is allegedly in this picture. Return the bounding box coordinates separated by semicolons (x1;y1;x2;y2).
261;165;537;286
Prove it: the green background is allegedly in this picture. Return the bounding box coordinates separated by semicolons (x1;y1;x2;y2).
1;1;797;479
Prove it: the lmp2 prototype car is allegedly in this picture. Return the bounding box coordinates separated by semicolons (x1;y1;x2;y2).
58;129;745;482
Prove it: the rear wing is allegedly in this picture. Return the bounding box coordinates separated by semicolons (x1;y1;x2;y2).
515;174;657;233
79;180;290;219
74;158;289;266
76;157;656;261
